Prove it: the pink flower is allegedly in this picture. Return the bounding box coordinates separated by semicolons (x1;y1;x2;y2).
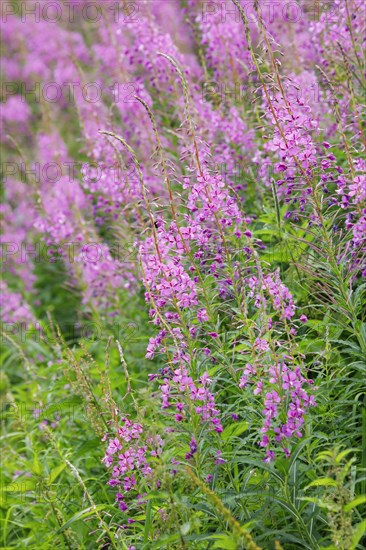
197;308;209;323
254;338;270;352
215;451;226;465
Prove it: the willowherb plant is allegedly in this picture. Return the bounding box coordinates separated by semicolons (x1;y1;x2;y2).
1;0;365;548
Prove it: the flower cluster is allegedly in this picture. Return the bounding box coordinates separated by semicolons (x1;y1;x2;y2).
103;418;164;514
264;77;320;210
0;281;35;325
247;269;296;320
240;361;315;460
153;367;222;434
2;0;364;493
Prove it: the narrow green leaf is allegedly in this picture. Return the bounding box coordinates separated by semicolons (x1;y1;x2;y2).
57;505;108;533
144;499;152;543
351;519;366;549
344;496;366;512
209;534;237;549
305;478;338;489
48;463;66;484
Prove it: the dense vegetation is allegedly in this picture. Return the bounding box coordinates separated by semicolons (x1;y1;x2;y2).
1;1;365;548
